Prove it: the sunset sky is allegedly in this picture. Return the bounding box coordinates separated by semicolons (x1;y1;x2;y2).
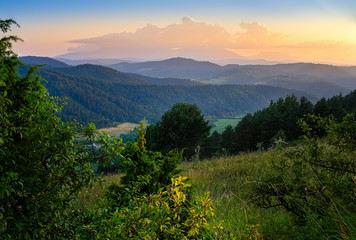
2;0;356;65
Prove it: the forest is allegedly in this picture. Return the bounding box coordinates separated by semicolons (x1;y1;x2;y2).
19;57;313;128
1;19;355;239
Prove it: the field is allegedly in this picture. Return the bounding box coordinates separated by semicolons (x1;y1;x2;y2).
74;143;355;239
210;117;244;133
97;122;139;137
75;149;295;239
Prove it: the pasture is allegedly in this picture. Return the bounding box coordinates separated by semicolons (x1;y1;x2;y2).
210;116;244;133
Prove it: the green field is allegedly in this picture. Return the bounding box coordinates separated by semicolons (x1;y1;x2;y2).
210;116;244;133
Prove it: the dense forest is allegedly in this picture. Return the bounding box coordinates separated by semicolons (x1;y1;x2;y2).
19;57;313;128
200;91;356;157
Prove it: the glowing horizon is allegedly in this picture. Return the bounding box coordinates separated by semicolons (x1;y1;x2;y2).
2;0;356;65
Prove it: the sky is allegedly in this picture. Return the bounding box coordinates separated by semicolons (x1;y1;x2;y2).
1;0;356;65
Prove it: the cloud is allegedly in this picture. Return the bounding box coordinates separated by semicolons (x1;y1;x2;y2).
233;22;286;48
63;17;237;59
280;40;351;49
59;17;353;65
61;17;287;60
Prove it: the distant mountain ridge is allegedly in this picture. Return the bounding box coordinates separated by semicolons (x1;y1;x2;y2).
108;58;356;98
110;57;223;79
20;56;70;68
19;56;317;128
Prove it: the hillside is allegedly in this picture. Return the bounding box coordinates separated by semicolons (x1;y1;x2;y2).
110;57;222;79
23;56;356;129
17;61;313;127
19;56;70;68
42;67;310;127
109;58;356;98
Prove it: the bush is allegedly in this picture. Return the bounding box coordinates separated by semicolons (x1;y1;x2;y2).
0;19;96;239
82;176;225;239
252;114;356;239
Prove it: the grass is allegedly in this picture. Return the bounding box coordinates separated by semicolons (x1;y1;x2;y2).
70;173;123;210
179;150;296;239
74;149;297;238
73;149;298;239
97;122;140;137
211;117;244;133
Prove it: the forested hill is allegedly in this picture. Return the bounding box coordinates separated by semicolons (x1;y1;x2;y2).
19;56;70;68
18;57;315;128
39;67;311;128
110;58;356;98
110;57;223;79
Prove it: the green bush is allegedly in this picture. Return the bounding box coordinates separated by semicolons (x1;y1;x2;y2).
81;176;225;239
252;114;356;239
0;19;97;239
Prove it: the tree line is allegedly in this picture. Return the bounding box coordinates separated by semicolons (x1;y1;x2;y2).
145;91;356;160
211;91;356;156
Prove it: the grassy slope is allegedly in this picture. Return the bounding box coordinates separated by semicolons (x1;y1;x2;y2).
73;149;301;239
179;150;296;239
210;117;244;133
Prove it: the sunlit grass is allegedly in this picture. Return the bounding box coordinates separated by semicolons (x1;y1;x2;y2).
180;150;296;239
74;150;298;238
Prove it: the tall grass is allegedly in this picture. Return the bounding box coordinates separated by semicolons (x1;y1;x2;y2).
70;173;123;211
74;147;353;239
180;150;297;239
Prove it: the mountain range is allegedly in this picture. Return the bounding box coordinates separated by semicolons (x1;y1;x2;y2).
18;56;326;128
108;57;356;98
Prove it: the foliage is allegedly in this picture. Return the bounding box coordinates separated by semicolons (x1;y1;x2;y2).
180;150;297;239
224;93;356;154
82;176;225;239
146;103;211;160
0;19;97;239
77;124;225;239
106;121;184;209
252;114;356;239
19;59;305;129
200;130;222;158
220;124;235;154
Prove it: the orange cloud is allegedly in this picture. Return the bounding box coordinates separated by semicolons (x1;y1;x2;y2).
58;17;355;65
64;17;236;60
233;22;286;48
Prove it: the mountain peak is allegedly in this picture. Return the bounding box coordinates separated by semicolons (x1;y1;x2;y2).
20;56;69;68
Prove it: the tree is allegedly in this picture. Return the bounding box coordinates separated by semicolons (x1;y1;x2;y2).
0;19;95;239
200;130;221;158
313;97;329;117
146;103;211;160
221;124;235;154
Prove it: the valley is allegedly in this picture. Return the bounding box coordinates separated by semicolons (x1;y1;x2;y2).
20;56;356;129
20;56;323;128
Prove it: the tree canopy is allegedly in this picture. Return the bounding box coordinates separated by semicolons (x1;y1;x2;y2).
146;102;211;159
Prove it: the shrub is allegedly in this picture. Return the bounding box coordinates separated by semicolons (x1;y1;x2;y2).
0;19;96;239
252;114;356;239
81;176;225;239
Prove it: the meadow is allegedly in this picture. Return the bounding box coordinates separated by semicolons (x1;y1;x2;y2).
210;117;244;133
73;136;355;239
98;122;140;137
73;149;296;239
